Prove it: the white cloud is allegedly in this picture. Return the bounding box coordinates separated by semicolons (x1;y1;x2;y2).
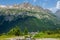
47;7;57;13
56;1;60;9
47;1;60;13
0;5;6;8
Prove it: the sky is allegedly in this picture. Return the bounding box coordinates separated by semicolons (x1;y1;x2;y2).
0;0;60;12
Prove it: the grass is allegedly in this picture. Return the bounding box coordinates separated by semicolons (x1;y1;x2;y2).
0;35;25;40
0;35;16;40
33;32;60;38
0;32;60;40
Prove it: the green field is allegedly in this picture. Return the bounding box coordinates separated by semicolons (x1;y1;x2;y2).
34;32;60;38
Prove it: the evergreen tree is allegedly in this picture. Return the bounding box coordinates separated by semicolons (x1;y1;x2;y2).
24;27;28;35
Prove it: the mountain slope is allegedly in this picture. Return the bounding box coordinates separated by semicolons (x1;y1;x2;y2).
0;3;60;33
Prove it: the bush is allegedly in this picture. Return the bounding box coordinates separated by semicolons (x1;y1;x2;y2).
0;34;2;36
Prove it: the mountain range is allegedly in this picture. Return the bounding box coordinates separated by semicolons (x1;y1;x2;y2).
0;3;60;34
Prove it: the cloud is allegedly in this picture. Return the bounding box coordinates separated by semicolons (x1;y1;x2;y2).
47;7;57;13
47;1;60;13
56;1;60;9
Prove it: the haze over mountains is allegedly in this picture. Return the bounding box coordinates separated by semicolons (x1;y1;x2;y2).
0;3;60;33
55;9;60;18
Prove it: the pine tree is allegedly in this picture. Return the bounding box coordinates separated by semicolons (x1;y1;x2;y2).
24;27;28;35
